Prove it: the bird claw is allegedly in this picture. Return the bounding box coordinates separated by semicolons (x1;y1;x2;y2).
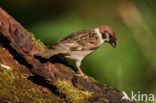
76;72;89;79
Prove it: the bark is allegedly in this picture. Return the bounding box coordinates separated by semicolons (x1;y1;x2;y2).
0;8;135;103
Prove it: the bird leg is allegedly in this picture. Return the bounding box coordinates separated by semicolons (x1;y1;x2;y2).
76;60;84;76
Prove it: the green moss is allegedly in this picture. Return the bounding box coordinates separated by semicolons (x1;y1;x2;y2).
28;32;46;51
0;62;57;103
0;67;19;102
55;63;98;82
55;63;75;74
86;75;98;82
55;80;92;103
33;98;42;103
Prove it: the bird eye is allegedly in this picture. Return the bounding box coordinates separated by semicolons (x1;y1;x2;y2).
102;32;106;39
109;34;113;39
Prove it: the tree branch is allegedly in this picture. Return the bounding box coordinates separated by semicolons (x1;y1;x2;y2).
0;8;134;103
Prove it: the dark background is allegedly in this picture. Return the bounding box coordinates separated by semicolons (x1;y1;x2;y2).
1;0;156;101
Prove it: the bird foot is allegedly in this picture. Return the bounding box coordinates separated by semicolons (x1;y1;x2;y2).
76;72;89;79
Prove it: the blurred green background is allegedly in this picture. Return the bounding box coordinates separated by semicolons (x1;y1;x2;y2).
1;0;156;102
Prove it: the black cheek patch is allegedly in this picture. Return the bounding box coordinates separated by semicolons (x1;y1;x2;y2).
102;33;106;39
109;34;113;39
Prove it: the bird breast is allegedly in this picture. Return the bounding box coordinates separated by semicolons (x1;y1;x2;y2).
64;50;94;61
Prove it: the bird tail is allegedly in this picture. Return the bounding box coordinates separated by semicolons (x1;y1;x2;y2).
36;49;66;59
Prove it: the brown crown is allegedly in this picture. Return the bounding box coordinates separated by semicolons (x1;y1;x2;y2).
97;25;117;40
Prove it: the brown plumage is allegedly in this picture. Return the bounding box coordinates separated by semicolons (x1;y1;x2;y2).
36;25;117;76
52;29;99;51
98;25;117;40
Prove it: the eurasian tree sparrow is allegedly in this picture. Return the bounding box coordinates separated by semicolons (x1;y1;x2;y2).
36;25;117;76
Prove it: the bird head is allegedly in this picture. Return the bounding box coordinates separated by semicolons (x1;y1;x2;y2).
98;25;117;48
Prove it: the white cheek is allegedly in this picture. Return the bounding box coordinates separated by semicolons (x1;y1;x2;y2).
105;33;110;41
94;28;104;45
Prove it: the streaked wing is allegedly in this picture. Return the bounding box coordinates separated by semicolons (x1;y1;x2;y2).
53;30;99;51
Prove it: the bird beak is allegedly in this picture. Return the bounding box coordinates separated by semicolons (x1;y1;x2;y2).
111;42;116;48
109;40;116;48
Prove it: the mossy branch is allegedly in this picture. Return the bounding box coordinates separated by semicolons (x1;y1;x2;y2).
0;8;135;103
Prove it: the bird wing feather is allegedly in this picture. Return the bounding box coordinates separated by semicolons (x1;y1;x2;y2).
53;30;99;51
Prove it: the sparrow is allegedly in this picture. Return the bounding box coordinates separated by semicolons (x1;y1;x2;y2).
36;25;117;76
